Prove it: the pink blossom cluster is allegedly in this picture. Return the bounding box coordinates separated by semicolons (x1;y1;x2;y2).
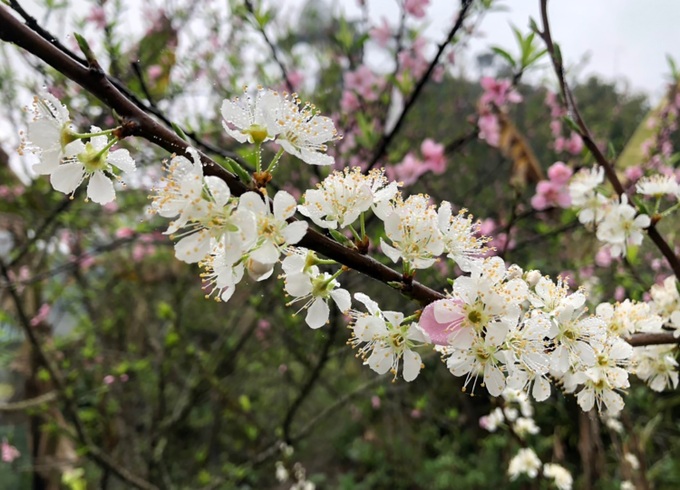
1;439;20;463
530;161;573;211
545;91;583;155
386;139;447;186
477;77;522;147
0;185;25;201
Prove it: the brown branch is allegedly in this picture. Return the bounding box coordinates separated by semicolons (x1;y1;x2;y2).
0;391;57;412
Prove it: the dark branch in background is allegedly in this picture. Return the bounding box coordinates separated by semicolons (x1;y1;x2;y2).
282;313;339;443
244;0;294;94
0;257;159;490
367;0;474;170
538;0;680;280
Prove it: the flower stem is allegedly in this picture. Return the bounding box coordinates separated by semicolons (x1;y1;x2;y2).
265;148;285;173
95;137;118;159
74;127;120;139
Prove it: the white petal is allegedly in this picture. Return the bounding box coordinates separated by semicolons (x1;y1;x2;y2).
306;298;329;329
330;288;351;313
402;350;422;382
368;346;393;374
174;231;210;264
87;171;116;204
273;190;298;220
239;191;266;214
380;238;402;264
282;221;308;245
532;376;551;402
484;364;505;396
50;162;84;194
107;148;136;174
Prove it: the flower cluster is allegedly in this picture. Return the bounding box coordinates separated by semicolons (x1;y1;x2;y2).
150;148;306;302
20;92;136;204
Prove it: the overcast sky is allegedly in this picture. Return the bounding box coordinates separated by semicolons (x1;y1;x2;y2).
339;0;680;102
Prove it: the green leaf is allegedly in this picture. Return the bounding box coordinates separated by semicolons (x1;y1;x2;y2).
491;47;516;68
170;122;188;142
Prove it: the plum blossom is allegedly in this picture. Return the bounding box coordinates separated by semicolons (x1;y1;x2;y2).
480;77;522;107
298;167;398;229
350;293;428;381
282;250;351;329
508;448;541;480
636;174;680;198
20;92;81;175
50;126;136;204
596;195;650;258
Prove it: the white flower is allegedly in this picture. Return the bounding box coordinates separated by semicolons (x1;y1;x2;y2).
152;148;257;264
201;242;246;303
636;174;680;198
649;276;680;323
50;126;136;205
543;464;573;490
21;92;82;175
239;190;308;271
0;229;14;260
221;88;283;144
633;345;679;392
152;148;209;233
569;166;607;224
479;407;504;432
437;201;488;272
283;252;350;328
264;93;339;166
513;417;540;438
596;300;663;337
596;194;650;258
298;167;398;229
380;194;444;271
350;293;428;381
508;448;541;480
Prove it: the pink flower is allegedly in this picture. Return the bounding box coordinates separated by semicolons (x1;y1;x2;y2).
421;139;446;174
564;132;583;155
478;114;500;147
30;303;51;327
371;395;381;409
404;0;430;18
340;90;360;112
344;65;381;101
614;285;626;302
624;166;644;183
147;65;163;81
119;374;129;383
103;375;116;385
419;298;465;346
115;227;136;239
386;153;428;186
1;439;20;463
86;6;107;29
595;248;612;267
550;120;562;137
370;17;391;47
530;180;571;210
547;161;573;185
480;77;522;107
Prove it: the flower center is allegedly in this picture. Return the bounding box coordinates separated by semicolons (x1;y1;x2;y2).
77;142;107;173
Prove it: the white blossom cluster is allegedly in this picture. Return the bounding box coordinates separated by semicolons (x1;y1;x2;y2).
20;92;136;204
481;389;573;489
569;165;680;259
